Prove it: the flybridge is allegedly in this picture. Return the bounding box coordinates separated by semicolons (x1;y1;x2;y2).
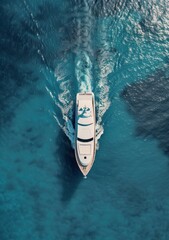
75;92;96;177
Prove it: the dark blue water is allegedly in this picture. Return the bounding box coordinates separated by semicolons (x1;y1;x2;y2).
0;0;169;239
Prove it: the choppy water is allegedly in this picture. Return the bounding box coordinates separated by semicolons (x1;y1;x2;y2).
0;0;169;239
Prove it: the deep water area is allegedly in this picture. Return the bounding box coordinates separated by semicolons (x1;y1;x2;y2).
0;0;169;239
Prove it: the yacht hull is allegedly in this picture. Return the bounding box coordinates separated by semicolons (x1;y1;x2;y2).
75;92;96;177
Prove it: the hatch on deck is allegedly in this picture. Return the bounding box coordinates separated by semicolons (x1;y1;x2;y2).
79;144;91;155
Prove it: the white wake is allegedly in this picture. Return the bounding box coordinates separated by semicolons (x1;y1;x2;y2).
23;0;115;149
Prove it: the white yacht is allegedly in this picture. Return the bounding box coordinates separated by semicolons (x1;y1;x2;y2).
75;92;96;177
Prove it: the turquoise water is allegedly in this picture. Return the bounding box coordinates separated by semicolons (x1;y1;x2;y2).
0;0;169;239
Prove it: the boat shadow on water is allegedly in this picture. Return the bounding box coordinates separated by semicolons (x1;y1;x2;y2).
55;129;82;203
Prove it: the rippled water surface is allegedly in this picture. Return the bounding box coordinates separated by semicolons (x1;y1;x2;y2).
0;0;169;239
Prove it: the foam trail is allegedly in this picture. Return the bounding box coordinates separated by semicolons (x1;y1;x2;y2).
22;0;113;150
53;60;75;147
21;0;76;147
75;52;92;92
52;0;94;147
42;0;96;148
74;0;93;93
